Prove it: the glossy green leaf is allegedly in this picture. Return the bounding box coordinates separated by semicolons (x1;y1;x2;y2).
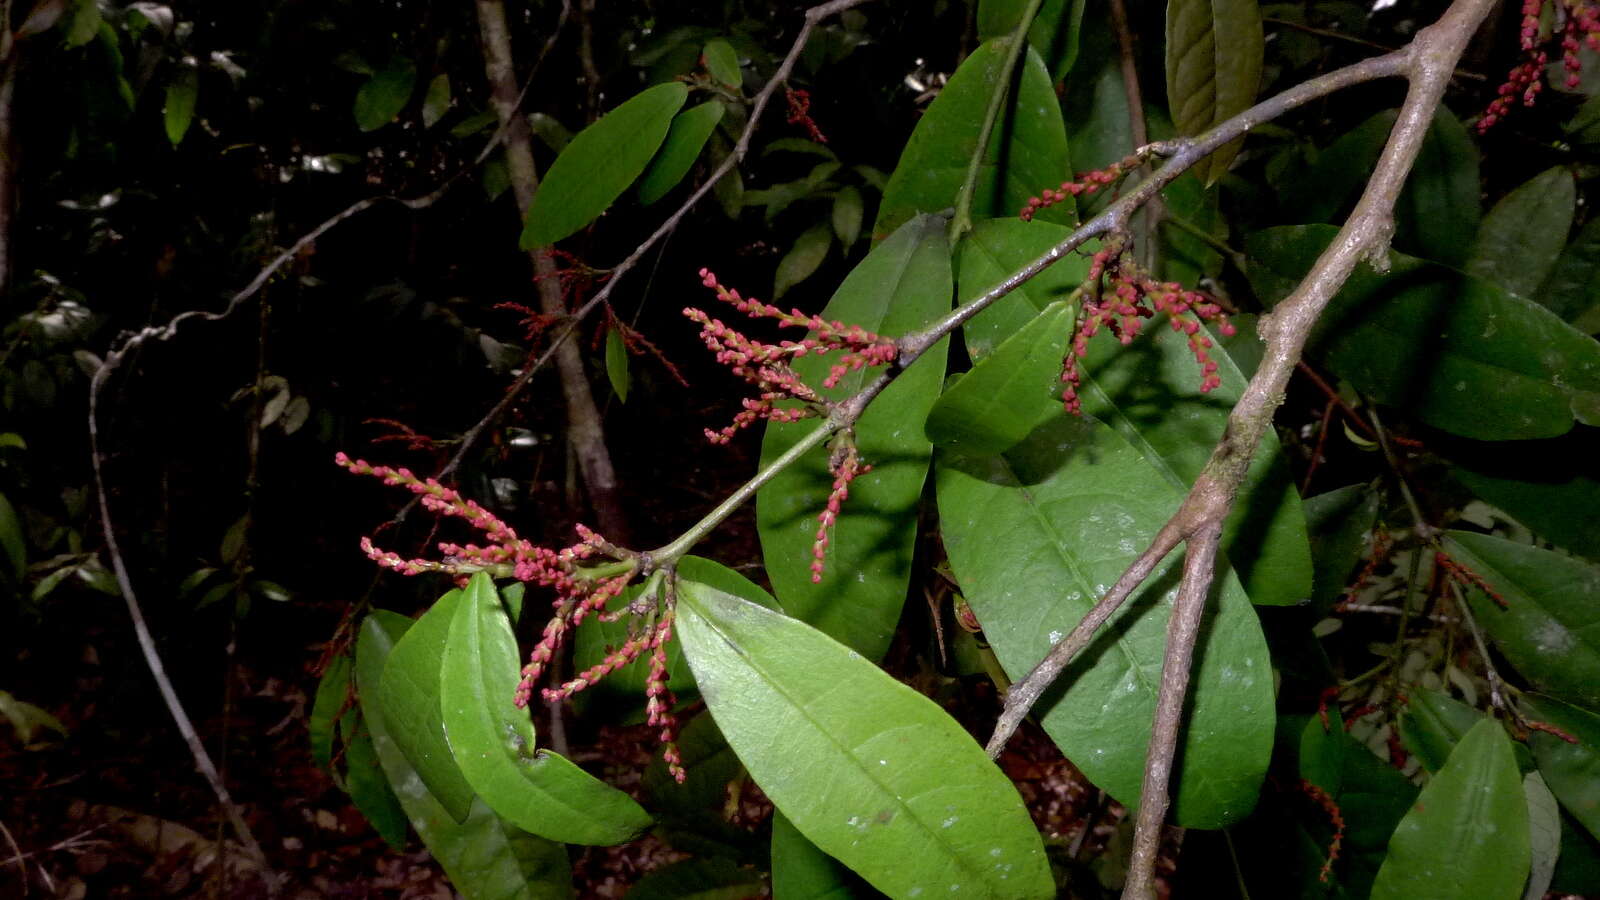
627;858;763;900
702;39;742;88
936;415;1274;826
1165;0;1263;183
379;590;477;822
1453;453;1600;561
756;214;952;660
1524;772;1561;900
1370;719;1529;900
832;185;863;248
1520;693;1600;841
357;612;573;900
1303;483;1380;614
1441;531;1600;707
341;711;408;849
441;573;651;845
772;810;883;899
1395;108;1480;268
354;57;417;132
310;653;353;774
774;222;833;299
875;39;1072;238
422;73;452;129
1400;688;1488;774
960;216;1310;605
1466;166;1575;299
605;327;630;403
1555;811;1600;893
976;0;1088;81
521;83;689;247
1538;216;1600;322
638;100;725;206
1248;224;1600;440
675;580;1054;899
924;300;1073;453
0;492;23;581
640;711;757;856
163;66;198;146
65;0;101;47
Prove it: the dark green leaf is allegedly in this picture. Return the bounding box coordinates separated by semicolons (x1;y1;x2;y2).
640;712;755;855
1520;693;1600;841
756;214;952;660
379;590;477;822
1442;531;1600;707
1370;719;1529;900
976;0;1088;81
484;156;511;201
1524;772;1561;900
1450;432;1600;561
354;58;417;132
1248;224;1600;440
924;300;1073;454
1400;688;1489;774
441;573;651;845
832;186;863;248
163;66;198;147
605;328;631;404
357;612;573;900
936;416;1274;827
522;83;689;247
626;857;762;900
702;39;742;88
422;73;451;129
528;113;572;153
1303;483;1379;614
637;101;725;206
65;0;100;47
774;222;832;299
310;653;353;774
1465;166;1575;299
675;580;1054;899
1165;0;1264;183
0;492;24;581
1554;811;1600;893
452;109;498;139
1537;216;1600;321
1394;108;1480;268
875;39;1072;238
341;711;408;849
771;810;883;899
956;218;1094;361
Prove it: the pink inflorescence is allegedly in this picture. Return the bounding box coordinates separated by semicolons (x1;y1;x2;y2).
683;269;897;443
1019;150;1152;222
811;442;871;584
1479;0;1600;132
1059;247;1237;415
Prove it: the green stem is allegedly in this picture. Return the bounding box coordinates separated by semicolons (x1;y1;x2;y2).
947;0;1045;243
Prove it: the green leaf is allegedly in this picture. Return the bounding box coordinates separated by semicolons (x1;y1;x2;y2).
637;101;725;206
1465;166;1575;299
1303;483;1379;613
310;653;353;774
379;590;477;822
521;83;689;247
1370;719;1529;900
357;612;573;900
1524;772;1561;900
674;580;1054;899
771;810;883;899
1399;689;1494;774
527;113;572;153
962;217;1311;605
627;858;763;900
924;300;1073;454
163;66;198;147
65;0;101;48
341;711;409;849
1537;217;1600;322
1451;433;1600;561
936;415;1274;827
1165;0;1264;183
976;0;1089;81
1520;693;1600;842
875;39;1072;238
774;222;833;299
441;573;651;845
1395;107;1480;268
832;186;863;249
1248;224;1600;440
1554;811;1600;893
1441;531;1600;707
605;328;631;404
702;38;742;88
640;711;756;854
422;73;452;129
0;492;24;581
354;57;417;132
756;214;952;661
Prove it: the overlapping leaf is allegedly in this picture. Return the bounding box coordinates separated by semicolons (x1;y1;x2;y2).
637;100;725;206
1303;483;1379;614
521;83;688;247
975;0;1088;81
1520;693;1600;841
924;300;1074;454
1465;166;1575;299
771;811;883;900
379;589;476;822
440;573;651;845
354;57;416;132
1249;225;1600;440
935;415;1274;826
1165;0;1263;183
164;66;197;146
674;580;1054;899
756;214;951;661
1538;217;1600;321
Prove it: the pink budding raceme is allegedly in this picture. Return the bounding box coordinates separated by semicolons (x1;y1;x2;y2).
1478;0;1600;131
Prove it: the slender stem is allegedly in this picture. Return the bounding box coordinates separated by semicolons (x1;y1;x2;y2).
1448;580;1508;712
948;0;1045;242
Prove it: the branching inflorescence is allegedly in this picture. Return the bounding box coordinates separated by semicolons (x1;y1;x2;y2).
1479;0;1600;131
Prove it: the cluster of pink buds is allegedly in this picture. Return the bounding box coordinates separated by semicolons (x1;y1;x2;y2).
683;269;897;443
1479;0;1600;132
811;438;871;583
785;87;827;143
1435;551;1508;609
1056;245;1236;415
1019;149;1152;222
336;453;686;780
